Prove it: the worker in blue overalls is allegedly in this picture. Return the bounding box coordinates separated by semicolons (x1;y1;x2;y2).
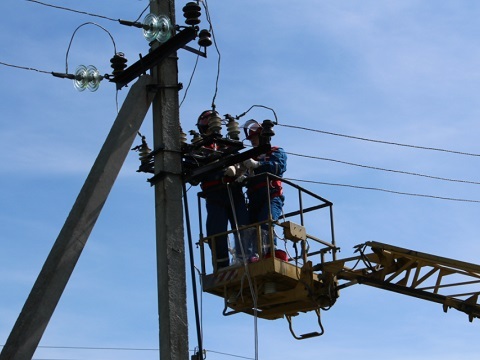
242;120;288;261
197;110;249;270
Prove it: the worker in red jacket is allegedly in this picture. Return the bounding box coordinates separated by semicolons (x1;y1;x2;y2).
197;110;249;270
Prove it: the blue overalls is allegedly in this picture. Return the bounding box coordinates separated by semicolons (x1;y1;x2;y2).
202;172;249;269
246;146;287;256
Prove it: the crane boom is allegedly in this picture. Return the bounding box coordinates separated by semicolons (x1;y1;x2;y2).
181;122;480;337
318;241;480;322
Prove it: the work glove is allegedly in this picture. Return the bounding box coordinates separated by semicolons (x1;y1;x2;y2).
235;174;247;183
243;158;260;169
224;166;236;177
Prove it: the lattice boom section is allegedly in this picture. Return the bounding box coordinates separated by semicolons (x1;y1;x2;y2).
322;241;480;322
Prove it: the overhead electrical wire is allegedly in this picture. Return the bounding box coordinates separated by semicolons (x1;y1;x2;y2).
0;61;51;75
179;2;217;109
286;178;480;203
9;2;480;205
26;0;117;21
64;22;117;73
20;1;480;173
235;104;279;124
25;0;221;112
180;48;201;108
287;151;480;185
1;58;475;168
227;184;259;360
278;123;480;157
34;345;157;352
26;0;150;23
24;0;479;163
182;182;204;358
201;0;222;110
206;349;255;359
0;59;477;200
26;344;256;359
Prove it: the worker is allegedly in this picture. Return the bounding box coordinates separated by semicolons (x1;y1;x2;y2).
242;120;288;261
197;110;249;270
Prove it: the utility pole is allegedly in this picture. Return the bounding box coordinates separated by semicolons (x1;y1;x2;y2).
0;74;155;360
149;1;189;360
0;1;190;359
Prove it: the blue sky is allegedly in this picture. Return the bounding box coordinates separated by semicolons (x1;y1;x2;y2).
1;1;480;359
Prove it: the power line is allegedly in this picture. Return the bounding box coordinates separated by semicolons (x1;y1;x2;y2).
26;0;151;26
180;46;201;108
26;0;118;22
285;178;480;203
0;64;475;192
278;123;480;157
0;61;51;75
64;22;117;73
36;345;157;352
287;151;480;185
1;65;478;200
201;0;222;111
228;131;480;199
1;20;119;77
25;345;256;360
206;349;254;359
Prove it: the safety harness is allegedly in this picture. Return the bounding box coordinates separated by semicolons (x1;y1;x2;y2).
201;176;237;191
247;146;283;198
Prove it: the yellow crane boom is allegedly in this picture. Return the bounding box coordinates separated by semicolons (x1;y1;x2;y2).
319;241;480;322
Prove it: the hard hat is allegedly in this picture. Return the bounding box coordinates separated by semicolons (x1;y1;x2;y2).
197;110;216;135
242;119;262;140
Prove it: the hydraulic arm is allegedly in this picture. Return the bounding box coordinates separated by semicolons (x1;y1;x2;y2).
318;241;480;322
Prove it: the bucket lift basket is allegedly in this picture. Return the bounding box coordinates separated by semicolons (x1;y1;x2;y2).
197;174;340;328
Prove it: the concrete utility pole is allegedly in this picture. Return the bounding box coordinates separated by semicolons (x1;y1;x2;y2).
149;1;189;360
0;1;189;359
0;74;155;360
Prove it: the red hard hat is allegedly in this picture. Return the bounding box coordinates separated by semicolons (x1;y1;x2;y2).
197;110;216;134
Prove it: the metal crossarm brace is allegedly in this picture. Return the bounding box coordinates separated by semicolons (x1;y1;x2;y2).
111;27;196;90
185;144;271;183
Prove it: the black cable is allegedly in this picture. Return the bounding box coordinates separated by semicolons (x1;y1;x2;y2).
193;265;205;356
0;64;475;192
2;65;479;199
278;123;480;157
27;0;150;28
0;60;477;166
34;345;157;351
287;151;480;185
33;358;80;360
285;178;480;203
132;4;150;23
182;181;204;358
244;144;480;202
65;22;117;73
235;105;278;124
206;349;255;359
26;0;118;22
202;0;221;110
180;48;201;108
27;345;256;359
0;61;51;74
